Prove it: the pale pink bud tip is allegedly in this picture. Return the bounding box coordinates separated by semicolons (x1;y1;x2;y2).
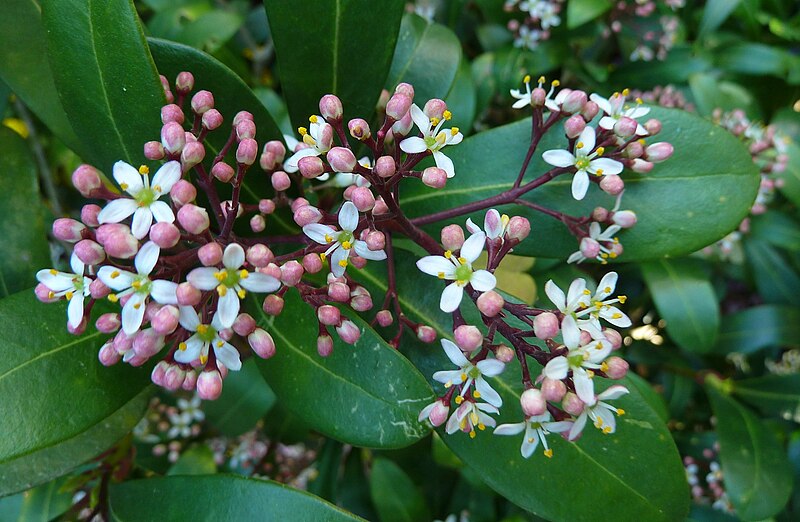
197;370;223;400
376;310;393;327
96;313;121;334
614;116;638;138
271;171;292;192
74;239;105;266
477;290;505;317
236;138;258;166
603;328;623;350
520;388;547;417
454;325;483;352
562;392;585;416
422;167;447;189
441;224;465;251
423;99;447;120
605;356;629;379
280;260;304;287
348;118;371;140
599;175;625;195
374;156;396;178
176;281;201;307
612;210;637;228
191;90;214;114
386;93;412;121
317;335;334;357
298;156;325;179
533;312;560;340
177;204;210;235
351;186;376;212
416;325;437;343
181;141;206;169
507;216;530;242
53;218;86;242
163;365;186;390
72;165;103;197
318;305;341;326
249;328;276;359
564;114;586;139
428;401;450;427
171;179;197;206
562;90;588;114
161;121;186;154
541;378;567;402
262;294;285;316
98;342;121;366
152;305;180;336
150;222;180;248
645;142;674;163
495;344;515;363
336;320;361;345
175;71;195;94
327;147;357;173
319;94;343;121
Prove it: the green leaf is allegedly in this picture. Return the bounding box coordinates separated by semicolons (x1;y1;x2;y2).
733;374;800;418
202;359;276;437
779;142;800;208
401;107;759;260
567;0;612;29
444;60;477;136
716;43;792;77
699;0;743;36
352;254;689;521
109;475;362;520
688;73;755;117
369;458;430;522
0;127;50;297
253;291;433;448
706;378;793;520
264;0;405;127
609;47;710;90
0;0;83;154
17;477;72;522
41;0;163;169
744;239;800;305
750;211;800;251
714;305;800;354
0;290;152;496
641;258;720;353
167;445;218;476
385;13;462;103
176;10;244;53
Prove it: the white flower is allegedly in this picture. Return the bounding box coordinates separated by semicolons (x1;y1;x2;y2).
509;76;566;112
284;116;332;173
568;385;629;439
317;157;372;187
542;126;623;200
543;330;612;404
466;208;508;241
544;276;590;342
433;339;505;407
399;104;463;178
302;201;386;278
174;307;242;371
590;90;650;135
417;232;497;313
98;241;178;335
187;243;281;328
167;410;193;439
578;272;632;333
567;222;622;264
510;75;534;109
445;400;499;437
494;412;573;458
514;25;543;50
98;161;181;239
177;394;205;422
36;253;92;329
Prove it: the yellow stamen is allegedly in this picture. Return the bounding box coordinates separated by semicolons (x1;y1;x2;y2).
636;97;643;105
612;313;622;319
601;362;609;372
576;141;584;149
596;147;605;156
443;110;452;120
450;127;459;136
324;234;333;243
110;270;121;280
544;449;553;458
437;272;445;279
214;271;225;281
478;423;486;431
179;342;187;351
237;288;246;298
523;74;531;83
473;390;481;399
240;269;249;279
338;260;348;268
302;134;316;146
444;250;452;259
139;165;149;175
469;430;476;439
320;253;327;262
587;370;595;379
430;117;440;126
309;115;318;123
602;426;612;434
552;80;560;87
217;285;227;297
444;381;452;389
583;289;591;295
133;302;141;310
616;408;625;416
131;280;142;290
197;325;208;334
49;269;58;276
216;340;224;347
595;169;604;176
298;126;308;136
457;257;467;264
622;88;630;97
341;240;352;250
618;295;627;304
65;291;73;300
48;291;55;299
609;252;618;259
120;182;129;190
454;394;462;403
108;294;119;303
200;355;208;365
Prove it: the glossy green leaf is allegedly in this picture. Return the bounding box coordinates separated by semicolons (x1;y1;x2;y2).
0;290;152;496
567;0;612;29
41;0;163;169
750;211;800;251
17;477;72;522
444;61;477;136
176;10;244;53
265;0;404;127
203;359;276;437
714;305;800;354
109;475;362;520
0;0;83;154
706;378;793;520
253;291;433;448
717;43;793;77
688;73;754;117
609;47;710;90
744;239;800;305
0;127;50;297
779;142;800;208
167;445;218;476
401;107;759;260
641;258;719;353
352;254;689;521
369;458;430;522
733;374;800;418
386;13;461;103
699;0;743;36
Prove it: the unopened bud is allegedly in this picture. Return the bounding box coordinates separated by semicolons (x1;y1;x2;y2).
81;204;102;227
422;167;447;188
531;87;546;107
374;156;396;178
441;224;465;251
96;313;121;334
271;171;292;192
506;216;531;242
149;222;180;249
328;282;350;303
197;370;223;400
416;325;437;343
152;305;180;335
603;328;623;350
317;305;341;325
161;104;184;125
376;310;393;327
170;179;197;207
645;142;673;162
99;342;122;366
365;230;385;251
161;122;186;154
163;365;186;390
533;312;560;339
386;93;412;121
318;335;334;357
592;206;609;222
249;328;276;359
336;319;361;344
564;114;586;139
423;99;447;120
541;378;567;402
614;116;638;138
477;290;505;317
177;204;210;234
262;294;284;316
630;158;654;174
72;165;103;197
520;388;547;417
298;156;325;179
581;101;599;120
191;90;214;114
235;119;256;140
202;109;223;131
605;356;629;379
159;75;174;103
175;71;195;94
299;252;321;273
350;187;375;212
53;218;86;243
644;118;661;135
319;94;343;121
144;141;166;160
89;279;110;299
561;90;588;114
232;314;257;337
562;392;585;416
599;174;625;195
280;260;304;287
236;138;258;166
180;141;205;169
247;244;273;267
612;210;637;228
233;111;254;126
327;147;357;173
495;344;515;363
454;325;483;352
74;239;106;265
132;329;165;359
293;205;323;226
348;118;371;140
580;237;601;259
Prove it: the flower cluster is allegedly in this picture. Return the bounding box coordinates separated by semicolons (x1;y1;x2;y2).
604;1;684;62
505;0;564;51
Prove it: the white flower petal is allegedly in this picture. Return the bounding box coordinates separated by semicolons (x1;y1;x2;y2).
150;201;175;223
303;223;337;244
433;151;455;178
214;341;242;371
113;161;144;194
131;207;153;239
544;280;566;310
67;293;85;328
470;270;496;292
461;232;486;263
543;357;569;380
70;253;85;275
416;256;456;278
284;147;318;173
121;295;146;335
475;377;503;407
187;267;219;291
598;385;629;400
440;282;464;313
353;240;386;261
179;306;201;331
433;369;463;385
37;270;76;292
494;422;525;436
542;149;575;168
590;157;623;175
574;370;596;405
240;273;281;293
561;315;581;349
97;266;135;291
589;93;612;115
217;289;239;328
566;278;588;309
465;218;480;235
440;339;470;367
150;161;181;193
399;136;428;154
520;427;539;458
338;201;359;232
569;412;588;440
598;116;616;130
596;272;618;299
97;198;138;225
150;280;178;304
571;170;590;200
578;126;596;151
330;245;349;277
135;241;160;275
410;104;429;134
174;335;204;364
223;243;245;270
600;307;632;327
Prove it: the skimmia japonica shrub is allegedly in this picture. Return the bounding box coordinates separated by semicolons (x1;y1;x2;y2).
35;71;673;457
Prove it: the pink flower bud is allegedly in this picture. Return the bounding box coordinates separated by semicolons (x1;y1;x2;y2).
144;141;166;160
161;121;186;154
271;171;292;191
151;305;180;336
53;218;86;242
625;141;644;160
161;104;185;124
35;283;59;303
280;260;304;286
350;288;373;312
293;205;323;226
599;175;625;195
181;141;206;169
262;294;285;316
296;254;320;275
376;310;393;327
370;157;394;180
644;118;661;135
89;279;110;299
113;330;133;355
149;222;180;248
326;147;356;173
348;118;371;140
197;370;223;400
520;388;547;417
236;138;258;166
163;365;186;390
580;237;601;259
170;179;197;206
99;342;121;367
477;290;505;317
248;328;276;359
150;360;169;385
541;378;567;402
191;90;214;114
196;242;222;267
247;244;273;267
175;71;195;94
614;116;638;138
645;142;673;162
386;93;412;121
181;370;198;391
233;111;254;126
235;119;256;141
394;82;415;99
591;206;609;222
612;210;637;228
132;329;165;359
506;216;531;242
230;313;255;337
98;225;138;259
95;313;120;333
531;87;546;107
630;158;654;174
349;187;374;212
177;282;201;306
372;197;389;215
581;100;599;120
364;230;385;252
533;312;560;339
319;94;343;121
416;325;437;343
318;334;334;357
441;224;465;251
250;215;266;233
81;204;102;227
495;344;514;363
257;200;275;215
260;151;277;171
423;99;447;120
72;165;102;197
603;328;623;350
605;356;629;379
564;114;586;139
454;325;483;352
422;167;447;188
327;282;350;303
74;239;105;265
561;90;588;114
342;185;357;201
317;305;341;326
264;139;286;159
562;392;585;416
261;263;282;280
160;75;174;103
298;156;325;179
336;319;361;344
392;112;414;136
177;204;210;234
427;401;450;426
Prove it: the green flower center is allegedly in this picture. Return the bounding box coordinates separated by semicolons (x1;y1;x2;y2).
455;263;473;284
219;268;241;288
468;366;481;379
338;230;354;249
568;353;585;368
575;157;591;170
131;275;152;295
136;187;157;207
196;324;217;343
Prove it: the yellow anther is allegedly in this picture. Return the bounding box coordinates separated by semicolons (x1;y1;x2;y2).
324;234;333;243
240;269;249;279
454;394;462;403
622;88;630;97
604;286;611;293
430;117;440;126
551;80;560;87
437;272;445;279
200;355;208;365
470;412;479;424
48;291;55;299
523;74;531;83
444;380;453;389
618;295;627;303
636;97;643;105
139;165;149;175
120;183;129;190
473;390;482;398
612;313;622;319
217;285;228;297
216;340;224;348
153;185;161;193
601;362;609;372
600;253;609;259
587;370;595;379
133;302;141;310
595;169;604;176
602;426;612;434
444;250;452;259
302;134;316;146
309;115;318;123
443;110;452;120
457;257;467;264
320;253;327;262
538;76;545;84
469;430;476;439
596;341;604;350
65;291;73;300
583;289;591;295
544;449;554;458
108;294;119;303
617;408;625;416
478;423;486;431
179;342;187;351
131;280;141;290
609;252;618;259
49;269;58;276
338;260;348;268
576;141;584;149
596;147;605;156
197;325;208;334
450;127;459;136
613;237;620;244
460;373;467;382
298;126;308;136
214;271;225;281
341;240;352;250
237;288;246;299
596;417;604;426
637;139;646;145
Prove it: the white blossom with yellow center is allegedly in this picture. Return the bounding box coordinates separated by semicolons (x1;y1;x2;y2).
36;253;92;329
174;307;242;371
494;412;573;459
399;104;463;178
